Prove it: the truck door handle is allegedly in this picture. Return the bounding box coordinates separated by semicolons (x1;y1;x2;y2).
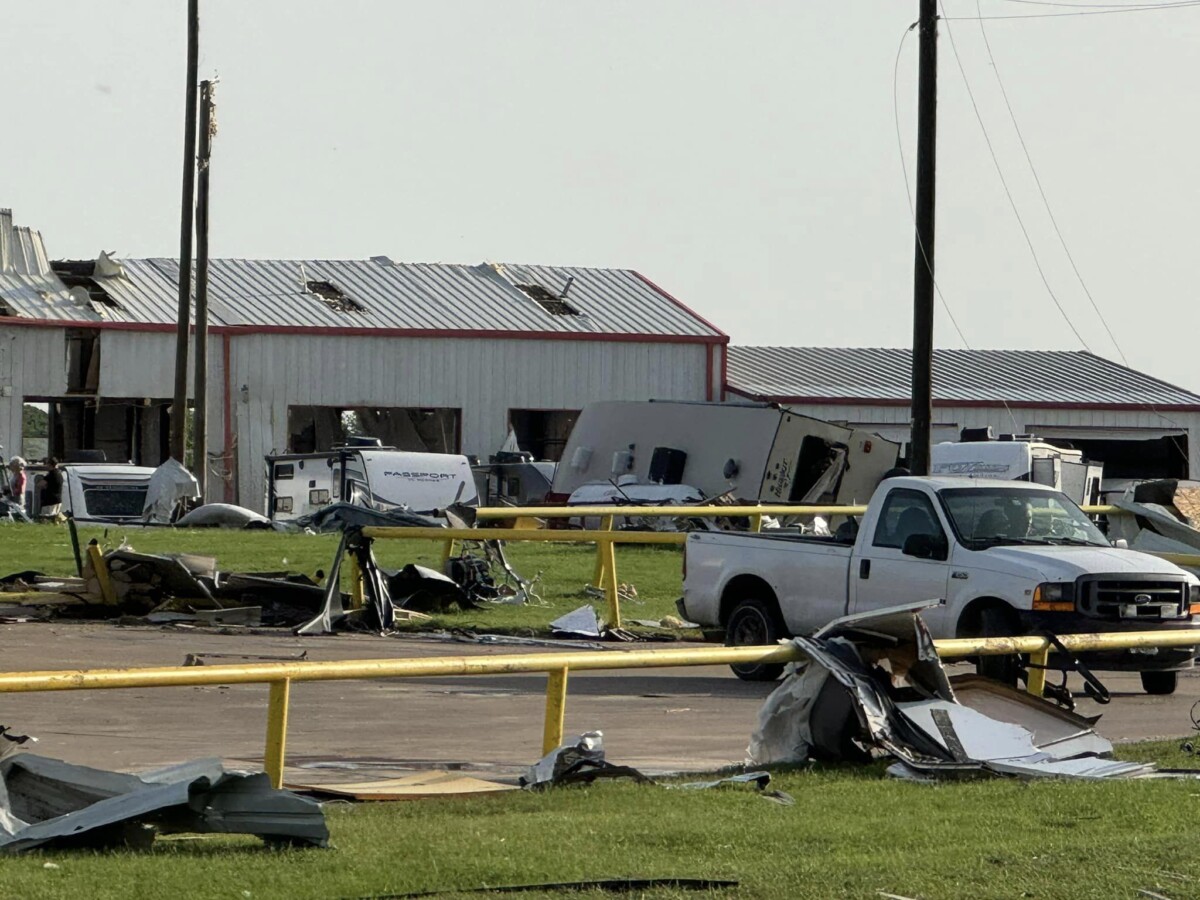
859;559;870;579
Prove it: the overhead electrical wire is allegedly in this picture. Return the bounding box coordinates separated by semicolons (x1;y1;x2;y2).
970;0;1196;445
971;0;1123;362
937;1;1094;350
891;21;1021;433
945;0;1200;20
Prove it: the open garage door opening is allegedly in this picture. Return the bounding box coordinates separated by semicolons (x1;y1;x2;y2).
509;409;579;462
287;406;460;455
28;396;174;467
1031;426;1190;481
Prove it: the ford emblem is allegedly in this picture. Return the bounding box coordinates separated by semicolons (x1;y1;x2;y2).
1134;593;1152;604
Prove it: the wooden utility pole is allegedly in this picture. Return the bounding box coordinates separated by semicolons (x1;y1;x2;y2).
170;0;200;464
909;0;938;475
192;79;215;499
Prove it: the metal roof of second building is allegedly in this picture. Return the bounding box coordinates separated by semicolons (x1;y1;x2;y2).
726;346;1200;409
0;246;724;339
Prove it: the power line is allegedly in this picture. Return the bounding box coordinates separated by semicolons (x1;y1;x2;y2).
972;0;1123;362
973;0;1197;447
891;21;1020;433
939;1;1094;350
1000;0;1200;8
892;23;970;350
945;0;1200;20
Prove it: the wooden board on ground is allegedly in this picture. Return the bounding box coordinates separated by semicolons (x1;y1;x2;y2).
288;771;520;801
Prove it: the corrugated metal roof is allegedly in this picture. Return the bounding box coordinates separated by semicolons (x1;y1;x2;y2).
726;346;1200;408
1;249;722;338
0;210;82;320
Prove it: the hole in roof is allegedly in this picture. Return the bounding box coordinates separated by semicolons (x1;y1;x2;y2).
517;283;580;317
306;280;366;314
51;260;121;310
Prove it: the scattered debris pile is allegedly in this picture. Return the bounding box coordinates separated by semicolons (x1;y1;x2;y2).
1109;480;1200;574
71;545;328;626
0;733;327;852
297;525;542;635
748;601;1162;780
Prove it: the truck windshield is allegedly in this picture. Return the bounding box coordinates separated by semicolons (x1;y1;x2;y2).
938;487;1108;549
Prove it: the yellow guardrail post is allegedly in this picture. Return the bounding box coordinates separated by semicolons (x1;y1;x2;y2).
264;678;292;789
86;540;118;606
591;515;613;589
600;537;621;628
440;538;459;569
542;667;569;754
347;554;364;611
1026;647;1049;698
750;513;763;533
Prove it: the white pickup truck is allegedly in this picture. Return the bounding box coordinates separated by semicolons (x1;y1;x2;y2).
680;476;1200;694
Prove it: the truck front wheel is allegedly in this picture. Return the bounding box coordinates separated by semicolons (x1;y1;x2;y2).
1140;671;1178;695
963;604;1021;687
725;598;786;682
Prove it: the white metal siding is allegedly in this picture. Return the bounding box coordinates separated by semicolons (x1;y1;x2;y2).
98;331;193;397
228;334;709;509
0;326;66;456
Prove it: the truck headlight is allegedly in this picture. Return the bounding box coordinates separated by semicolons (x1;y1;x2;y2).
1033;582;1075;612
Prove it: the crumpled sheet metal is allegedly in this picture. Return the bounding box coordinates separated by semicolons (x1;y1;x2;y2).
748;602;1161;781
281;502;443;534
0;754;328;852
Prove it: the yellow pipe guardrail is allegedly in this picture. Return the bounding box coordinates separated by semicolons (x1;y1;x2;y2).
0;628;1196;789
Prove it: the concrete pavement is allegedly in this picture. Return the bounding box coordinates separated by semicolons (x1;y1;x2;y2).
0;623;1196;782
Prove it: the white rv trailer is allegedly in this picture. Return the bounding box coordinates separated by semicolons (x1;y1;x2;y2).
23;462;157;523
930;438;1104;506
549;400;901;506
266;444;478;521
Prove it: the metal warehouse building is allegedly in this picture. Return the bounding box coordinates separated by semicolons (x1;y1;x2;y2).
0;210;726;510
726;346;1200;483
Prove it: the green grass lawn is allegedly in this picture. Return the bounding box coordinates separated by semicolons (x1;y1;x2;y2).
0;523;689;634
1;740;1198;899
4;526;1200;897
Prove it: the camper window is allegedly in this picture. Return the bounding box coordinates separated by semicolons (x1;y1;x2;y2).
274;464;295;480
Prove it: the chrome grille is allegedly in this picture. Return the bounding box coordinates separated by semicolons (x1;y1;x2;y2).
1077;577;1188;620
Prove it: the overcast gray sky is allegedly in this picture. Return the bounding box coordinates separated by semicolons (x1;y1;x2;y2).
6;1;1198;391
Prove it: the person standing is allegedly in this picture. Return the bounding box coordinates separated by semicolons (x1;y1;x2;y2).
5;457;27;511
40;457;64;518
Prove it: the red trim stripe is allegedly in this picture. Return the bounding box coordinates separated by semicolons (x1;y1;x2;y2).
724;386;1200;414
0;316;723;346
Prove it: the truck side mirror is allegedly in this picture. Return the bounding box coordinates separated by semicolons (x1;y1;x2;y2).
903;532;948;561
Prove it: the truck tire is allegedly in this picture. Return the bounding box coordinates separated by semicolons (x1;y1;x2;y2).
1140;671;1178;696
973;605;1020;687
725;598;786;682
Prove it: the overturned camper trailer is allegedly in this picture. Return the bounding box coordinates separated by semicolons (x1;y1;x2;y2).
265;440;478;522
550;401;901;506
